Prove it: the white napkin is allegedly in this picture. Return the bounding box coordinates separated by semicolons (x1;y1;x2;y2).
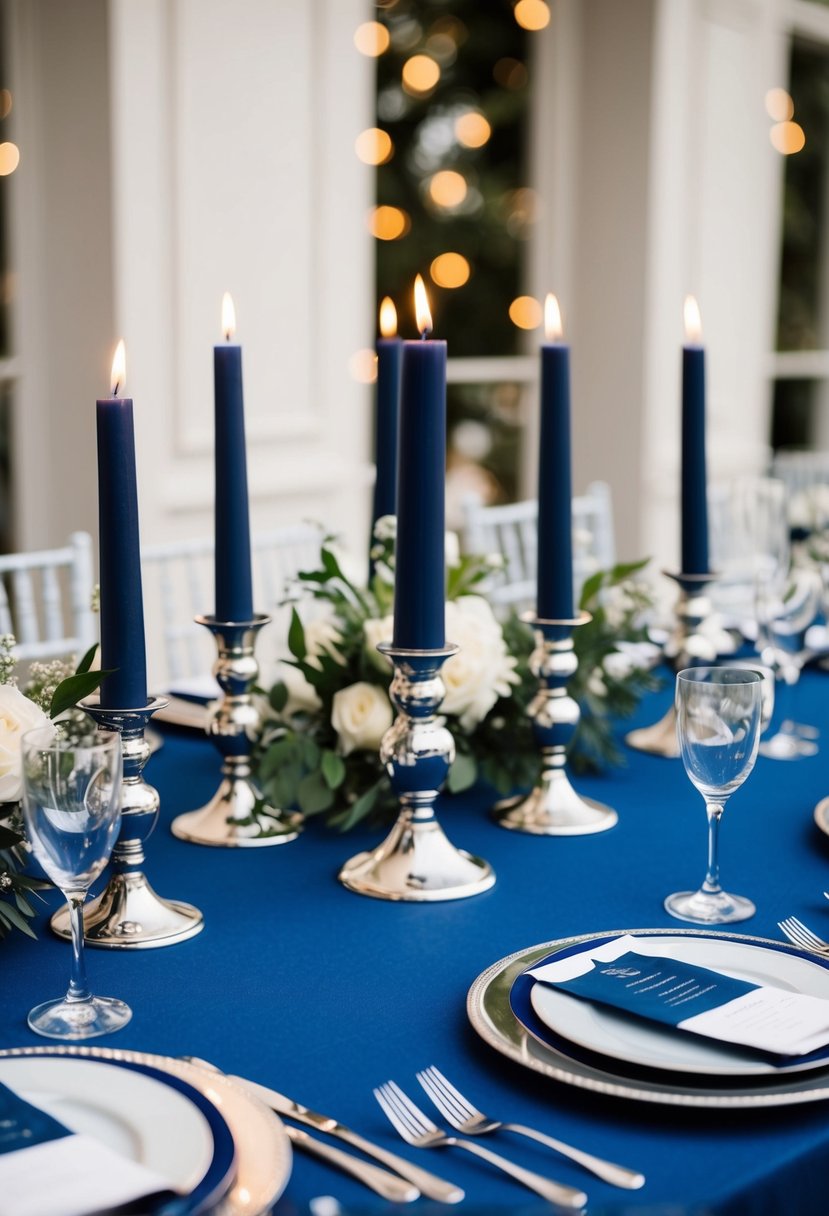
0;1082;175;1216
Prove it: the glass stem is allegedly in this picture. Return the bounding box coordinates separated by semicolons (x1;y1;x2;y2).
65;895;92;1004
701;801;725;895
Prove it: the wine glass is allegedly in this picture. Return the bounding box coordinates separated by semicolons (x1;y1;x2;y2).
21;723;131;1039
756;565;822;759
665;667;763;925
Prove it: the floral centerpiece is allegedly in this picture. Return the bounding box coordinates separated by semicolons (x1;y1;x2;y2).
0;637;109;940
253;521;659;832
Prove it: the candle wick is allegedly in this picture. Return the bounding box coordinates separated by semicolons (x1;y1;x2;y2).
419;329;430;341
112;380;120;396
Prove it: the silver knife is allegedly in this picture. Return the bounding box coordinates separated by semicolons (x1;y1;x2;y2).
227;1073;464;1204
283;1124;419;1202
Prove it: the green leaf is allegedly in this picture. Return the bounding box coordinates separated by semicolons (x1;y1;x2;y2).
49;670;114;720
297;772;335;815
332;781;382;832
75;644;99;676
268;681;289;713
608;557;651;583
0;900;37;938
578;569;605;610
447;752;477;793
287;608;307;661
321;750;346;789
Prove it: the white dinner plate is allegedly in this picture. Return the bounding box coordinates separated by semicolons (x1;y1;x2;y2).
0;1047;292;1216
0;1056;212;1193
528;932;829;1077
813;795;829;838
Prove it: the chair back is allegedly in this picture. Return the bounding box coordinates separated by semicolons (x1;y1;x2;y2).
142;523;324;685
461;481;616;613
0;532;96;661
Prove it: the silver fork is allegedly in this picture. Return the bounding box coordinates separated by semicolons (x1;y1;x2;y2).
778;916;829;955
417;1065;644;1190
374;1080;587;1209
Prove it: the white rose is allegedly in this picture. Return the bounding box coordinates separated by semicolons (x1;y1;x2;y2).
442;596;519;730
279;662;322;717
0;686;51;803
363;616;394;672
331;682;393;755
602;650;636;681
304;617;345;667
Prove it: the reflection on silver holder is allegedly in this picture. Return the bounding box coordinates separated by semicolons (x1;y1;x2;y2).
493;612;618;835
51;696;204;949
626;572;715;758
171;614;302;848
339;644;495;901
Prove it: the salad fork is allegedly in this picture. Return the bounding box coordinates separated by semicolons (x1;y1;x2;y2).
416;1066;644;1189
374;1080;587;1209
778;917;829;956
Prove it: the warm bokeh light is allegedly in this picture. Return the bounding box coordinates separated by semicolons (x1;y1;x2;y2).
414;275;433;335
425;32;457;65
430;252;471;289
684;295;702;343
429;170;467;208
514;0;551;31
379;296;398;337
355;127;394;165
544;293;563;340
367;205;411;240
354;21;390;57
348;348;378;384
455;111;491;148
493;57;528;90
0;142;20;176
509;296;542;330
770;120;805;154
765;87;794;122
0;91;12;120
402;54;441;95
221;292;236;340
110;339;126;396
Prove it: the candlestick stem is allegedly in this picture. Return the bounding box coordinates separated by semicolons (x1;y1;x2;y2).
51;697;204;948
171;614;302;847
339;645;495;901
493;613;618;834
626;572;716;758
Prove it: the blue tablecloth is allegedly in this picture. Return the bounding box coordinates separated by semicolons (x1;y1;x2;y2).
4;671;829;1215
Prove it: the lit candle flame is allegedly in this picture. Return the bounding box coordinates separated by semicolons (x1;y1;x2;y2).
414;275;433;337
379;296;397;338
544;293;563;341
684;295;702;343
110;339;126;396
222;292;236;341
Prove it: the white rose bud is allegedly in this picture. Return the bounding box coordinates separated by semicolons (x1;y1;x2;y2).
0;686;51;803
331;682;393;755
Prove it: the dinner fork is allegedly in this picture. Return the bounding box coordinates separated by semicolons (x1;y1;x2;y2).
416;1066;644;1189
778;916;829;956
374;1080;588;1209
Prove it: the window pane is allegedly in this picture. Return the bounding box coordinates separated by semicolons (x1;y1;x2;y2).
373;0;531;355
775;40;829;352
771;378;823;448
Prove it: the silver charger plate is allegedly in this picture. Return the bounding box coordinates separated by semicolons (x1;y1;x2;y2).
0;1046;292;1214
467;928;829;1108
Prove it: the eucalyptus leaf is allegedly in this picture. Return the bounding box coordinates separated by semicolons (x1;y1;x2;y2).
288;608;307;661
297;772;334;815
0;901;37;938
269;681;289;713
447;752;477;793
321;750;346;789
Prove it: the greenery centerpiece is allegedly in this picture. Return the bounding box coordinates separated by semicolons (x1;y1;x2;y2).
0;638;110;941
253;522;658;832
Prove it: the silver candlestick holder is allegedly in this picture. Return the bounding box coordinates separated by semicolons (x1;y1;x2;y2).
171;614;302;847
626;572;716;758
51;696;204;948
493;613;618;835
339;644;495;901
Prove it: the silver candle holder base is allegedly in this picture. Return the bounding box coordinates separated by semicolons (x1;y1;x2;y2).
51;697;204;949
339;645;495;902
626;572;715;758
493;613;617;836
171;614;302;848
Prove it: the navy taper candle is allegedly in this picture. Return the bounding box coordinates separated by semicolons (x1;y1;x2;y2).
371;298;402;543
214;293;253;622
96;340;148;708
681;296;709;575
536;295;574;620
392;277;446;650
